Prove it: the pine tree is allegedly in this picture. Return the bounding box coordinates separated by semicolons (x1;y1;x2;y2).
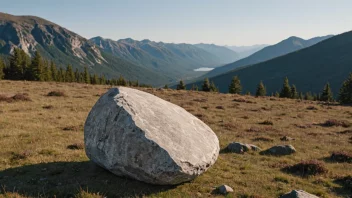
255;81;266;97
229;76;242;94
118;75;127;86
339;73;352;104
164;84;169;89
299;92;304;100
83;66;90;84
57;68;65;82
176;80;186;90
210;81;218;92
74;68;80;82
100;74;106;85
29;51;44;81
8;48;25;80
275;91;280;97
0;57;5;80
320;82;333;102
304;92;313;100
65;64;75;82
50;61;57;81
202;78;211;92
280;77;291;98
91;74;99;85
290;85;298;99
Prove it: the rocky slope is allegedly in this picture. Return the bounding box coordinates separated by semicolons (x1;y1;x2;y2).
90;37;234;80
0;12;168;85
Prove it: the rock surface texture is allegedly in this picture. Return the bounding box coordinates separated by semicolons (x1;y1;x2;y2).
262;145;296;156
84;87;220;185
280;190;319;198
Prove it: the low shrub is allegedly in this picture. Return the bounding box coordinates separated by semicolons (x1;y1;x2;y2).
47;91;66;97
322;119;350;128
283;160;328;176
259;120;274;125
0;93;31;102
330;151;352;163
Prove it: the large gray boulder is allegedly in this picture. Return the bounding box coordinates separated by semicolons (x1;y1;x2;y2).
84;87;219;185
280;190;319;198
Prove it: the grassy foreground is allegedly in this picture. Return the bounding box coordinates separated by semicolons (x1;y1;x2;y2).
0;80;351;198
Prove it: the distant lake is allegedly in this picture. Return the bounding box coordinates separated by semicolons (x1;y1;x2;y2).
194;67;214;72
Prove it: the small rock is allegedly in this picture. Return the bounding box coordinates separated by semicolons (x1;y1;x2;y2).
280;136;295;141
263;145;296;156
248;144;262;151
196;192;202;197
280;190;319;198
227;142;260;153
218;185;234;194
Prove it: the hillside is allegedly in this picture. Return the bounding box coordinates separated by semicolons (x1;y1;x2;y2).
188;31;352;95
202;35;333;79
0;12;168;86
90;37;229;80
193;43;240;63
0;80;351;197
226;44;268;59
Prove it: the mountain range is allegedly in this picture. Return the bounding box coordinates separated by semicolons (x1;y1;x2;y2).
226;44;268;59
90;37;238;80
187;31;352;95
0;12;169;85
200;35;334;79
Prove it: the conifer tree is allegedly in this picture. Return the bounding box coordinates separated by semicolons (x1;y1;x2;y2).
202;78;211;92
280;77;291;98
8;48;25;80
299;92;304;100
164;84;169;89
83;66;90;84
0;57;5;80
321;82;333;102
118;75;127;86
229;76;242;94
50;61;57;81
91;74;99;85
176;80;186;90
304;92;313;100
100;74;106;85
291;85;298;99
74;68;80;82
275;91;280;97
65;64;75;82
29;51;44;81
339;73;352;104
255;81;266;97
57;68;65;82
210;81;218;92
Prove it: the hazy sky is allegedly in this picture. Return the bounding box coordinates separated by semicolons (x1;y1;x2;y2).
2;0;351;45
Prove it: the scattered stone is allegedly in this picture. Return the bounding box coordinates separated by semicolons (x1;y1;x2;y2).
217;185;234;194
280;190;319;198
280;136;295;141
262;145;296;156
227;142;261;153
84;87;219;185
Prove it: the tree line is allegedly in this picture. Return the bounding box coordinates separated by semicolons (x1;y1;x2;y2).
176;75;352;104
0;48;151;87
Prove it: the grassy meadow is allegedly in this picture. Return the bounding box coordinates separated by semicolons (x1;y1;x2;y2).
0;80;351;198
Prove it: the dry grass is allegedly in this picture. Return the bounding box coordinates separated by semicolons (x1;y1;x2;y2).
0;80;351;197
47;90;66;97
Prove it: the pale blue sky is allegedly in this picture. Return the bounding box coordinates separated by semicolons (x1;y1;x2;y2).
2;0;351;45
